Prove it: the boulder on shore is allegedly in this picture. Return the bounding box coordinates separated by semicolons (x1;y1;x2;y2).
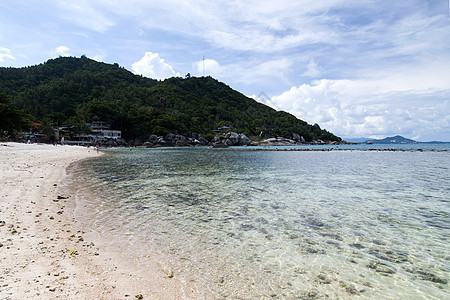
258;137;297;146
214;132;253;146
239;134;251;146
292;132;306;143
225;132;240;144
147;134;158;143
198;134;209;145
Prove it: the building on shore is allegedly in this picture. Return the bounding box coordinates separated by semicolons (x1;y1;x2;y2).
59;121;121;145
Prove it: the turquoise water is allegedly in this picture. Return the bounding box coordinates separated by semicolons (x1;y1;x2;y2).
69;146;449;299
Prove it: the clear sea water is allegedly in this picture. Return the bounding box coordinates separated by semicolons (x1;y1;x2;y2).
68;144;449;299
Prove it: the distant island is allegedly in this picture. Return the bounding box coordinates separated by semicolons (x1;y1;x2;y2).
365;135;418;144
0;56;341;146
345;135;447;144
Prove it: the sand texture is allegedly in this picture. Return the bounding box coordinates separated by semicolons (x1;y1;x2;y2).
0;143;212;299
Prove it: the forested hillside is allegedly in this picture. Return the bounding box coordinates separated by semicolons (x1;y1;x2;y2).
0;56;340;142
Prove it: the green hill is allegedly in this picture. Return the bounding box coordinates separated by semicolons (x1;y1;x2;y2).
0;56;340;143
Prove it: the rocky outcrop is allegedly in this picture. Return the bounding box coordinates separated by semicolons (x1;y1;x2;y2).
144;132;209;147
291;133;306;143
197;135;209;145
225;132;240;144
212;132;252;147
239;133;251;146
258;137;297;146
140;131;340;148
257;136;340;146
146;134;158;144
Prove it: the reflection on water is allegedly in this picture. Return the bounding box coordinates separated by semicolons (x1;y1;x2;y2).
68;147;449;299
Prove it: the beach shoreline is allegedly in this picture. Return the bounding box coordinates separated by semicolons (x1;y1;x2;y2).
0;142;212;299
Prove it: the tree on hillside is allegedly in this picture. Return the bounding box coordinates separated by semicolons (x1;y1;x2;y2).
0;93;30;137
0;57;342;142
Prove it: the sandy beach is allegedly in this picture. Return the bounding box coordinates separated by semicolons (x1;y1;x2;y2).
0;143;212;300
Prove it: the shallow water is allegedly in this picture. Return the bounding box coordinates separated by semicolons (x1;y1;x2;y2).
68;146;449;299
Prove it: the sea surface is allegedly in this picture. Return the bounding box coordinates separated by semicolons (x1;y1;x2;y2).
67;144;449;299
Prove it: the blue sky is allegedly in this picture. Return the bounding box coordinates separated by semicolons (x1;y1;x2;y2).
1;0;449;141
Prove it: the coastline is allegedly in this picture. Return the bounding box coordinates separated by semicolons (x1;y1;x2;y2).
0;143;213;299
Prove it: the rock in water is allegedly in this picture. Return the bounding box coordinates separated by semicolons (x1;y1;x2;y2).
212;143;228;148
366;261;396;275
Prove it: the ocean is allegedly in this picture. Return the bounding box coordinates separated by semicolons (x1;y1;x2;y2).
66;144;449;299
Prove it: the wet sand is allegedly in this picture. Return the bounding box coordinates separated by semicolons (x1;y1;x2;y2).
0;143;212;299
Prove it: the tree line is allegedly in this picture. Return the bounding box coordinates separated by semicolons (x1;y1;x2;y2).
0;56;341;143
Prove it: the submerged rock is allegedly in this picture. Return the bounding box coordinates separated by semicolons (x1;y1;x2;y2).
307;218;326;229
366;261;396;276
368;249;409;263
349;243;365;249
136;206;149;210
326;240;341;248
345;287;361;296
404;267;448;284
299;289;320;299
371;239;386;245
317;274;332;284
304;247;326;254
321;232;344;241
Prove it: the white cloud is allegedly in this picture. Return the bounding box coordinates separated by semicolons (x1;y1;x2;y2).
302;58;321;78
269;79;450;141
132;52;180;80
0;47;15;62
195;58;221;76
88;54;105;62
227;57;294;88
2;1;449;139
55;46;71;57
38;1;450;62
52;0;115;33
43;1;345;51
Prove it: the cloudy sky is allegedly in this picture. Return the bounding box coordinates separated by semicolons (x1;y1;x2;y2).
1;0;449;141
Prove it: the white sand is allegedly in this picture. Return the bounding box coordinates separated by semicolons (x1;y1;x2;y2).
0;143;213;299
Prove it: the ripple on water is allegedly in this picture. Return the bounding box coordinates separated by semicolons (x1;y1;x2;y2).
67;148;450;299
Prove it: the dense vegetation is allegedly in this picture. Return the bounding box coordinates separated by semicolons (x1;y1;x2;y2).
0;93;30;136
0;56;340;142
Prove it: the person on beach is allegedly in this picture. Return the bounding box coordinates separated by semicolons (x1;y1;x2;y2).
96;144;99;153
